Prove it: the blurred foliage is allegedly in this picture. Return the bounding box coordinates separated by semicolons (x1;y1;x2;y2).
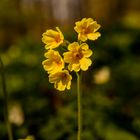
0;0;140;140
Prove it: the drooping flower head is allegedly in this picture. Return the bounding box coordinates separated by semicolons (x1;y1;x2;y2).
49;70;72;91
74;18;101;42
42;50;64;74
63;42;92;72
42;27;64;50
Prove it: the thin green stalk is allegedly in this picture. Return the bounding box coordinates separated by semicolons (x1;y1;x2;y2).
0;56;13;140
76;72;82;140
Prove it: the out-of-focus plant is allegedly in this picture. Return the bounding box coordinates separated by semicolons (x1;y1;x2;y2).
18;135;34;140
42;18;101;140
0;56;13;140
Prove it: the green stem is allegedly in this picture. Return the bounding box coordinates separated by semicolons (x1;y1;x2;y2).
0;56;13;140
76;72;82;140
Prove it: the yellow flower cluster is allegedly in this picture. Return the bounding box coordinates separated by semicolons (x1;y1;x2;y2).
42;18;101;91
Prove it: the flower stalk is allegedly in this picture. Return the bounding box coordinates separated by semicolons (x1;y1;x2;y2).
0;56;13;140
76;72;82;140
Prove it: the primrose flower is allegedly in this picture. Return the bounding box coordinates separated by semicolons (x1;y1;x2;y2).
49;70;72;91
42;50;64;74
74;18;101;42
42;27;64;49
63;42;92;72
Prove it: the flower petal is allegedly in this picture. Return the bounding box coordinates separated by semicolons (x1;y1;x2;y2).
56;81;66;91
68;42;79;51
56;27;64;40
42;60;53;71
68;63;80;72
80;58;92;71
46;29;59;37
92;21;101;32
87;32;101;40
63;52;73;63
80;43;89;50
83;49;93;57
78;34;87;42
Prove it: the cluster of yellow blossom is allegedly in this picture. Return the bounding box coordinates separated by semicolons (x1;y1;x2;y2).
42;18;101;91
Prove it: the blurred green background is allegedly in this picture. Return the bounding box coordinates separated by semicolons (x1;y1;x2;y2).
0;0;140;140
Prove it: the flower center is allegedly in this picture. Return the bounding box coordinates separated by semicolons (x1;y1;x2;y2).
57;61;62;66
54;57;62;66
61;72;68;80
61;73;67;78
55;35;61;43
84;28;91;34
60;72;69;84
74;51;83;60
81;27;90;34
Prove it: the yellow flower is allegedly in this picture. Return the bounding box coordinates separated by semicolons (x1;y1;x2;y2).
42;50;64;74
63;42;92;72
42;27;64;49
74;18;101;42
49;70;72;91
